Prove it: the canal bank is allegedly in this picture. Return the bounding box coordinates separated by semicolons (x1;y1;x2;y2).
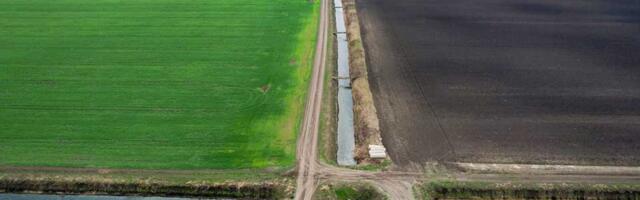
0;194;233;200
0;167;290;199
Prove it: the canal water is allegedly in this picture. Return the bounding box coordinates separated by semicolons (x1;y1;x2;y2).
334;0;357;166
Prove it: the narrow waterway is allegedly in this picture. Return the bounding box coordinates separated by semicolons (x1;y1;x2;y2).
334;0;356;166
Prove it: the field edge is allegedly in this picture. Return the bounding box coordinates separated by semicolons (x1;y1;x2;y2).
0;166;296;198
342;0;388;166
247;0;322;169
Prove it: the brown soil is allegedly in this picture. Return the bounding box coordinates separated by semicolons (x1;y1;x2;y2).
342;0;385;164
356;0;640;169
419;179;640;200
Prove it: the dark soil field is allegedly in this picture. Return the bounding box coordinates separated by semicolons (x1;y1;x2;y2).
356;0;640;168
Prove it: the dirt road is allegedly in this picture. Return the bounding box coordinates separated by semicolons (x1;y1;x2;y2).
293;0;329;198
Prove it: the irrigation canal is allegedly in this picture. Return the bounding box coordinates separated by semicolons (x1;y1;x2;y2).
334;0;356;167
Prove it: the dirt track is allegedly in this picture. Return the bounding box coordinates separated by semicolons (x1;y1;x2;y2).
356;0;640;168
293;0;329;197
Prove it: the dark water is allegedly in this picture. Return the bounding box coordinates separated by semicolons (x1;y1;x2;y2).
0;194;232;200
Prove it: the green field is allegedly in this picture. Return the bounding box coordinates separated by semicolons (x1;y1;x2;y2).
0;0;318;169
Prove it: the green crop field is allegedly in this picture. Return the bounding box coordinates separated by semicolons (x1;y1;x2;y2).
0;0;318;169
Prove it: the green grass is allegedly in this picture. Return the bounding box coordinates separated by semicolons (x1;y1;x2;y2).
318;5;337;166
314;183;387;200
334;187;360;199
0;0;318;169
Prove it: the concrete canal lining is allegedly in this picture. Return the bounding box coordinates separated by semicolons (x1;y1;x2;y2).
334;0;356;166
